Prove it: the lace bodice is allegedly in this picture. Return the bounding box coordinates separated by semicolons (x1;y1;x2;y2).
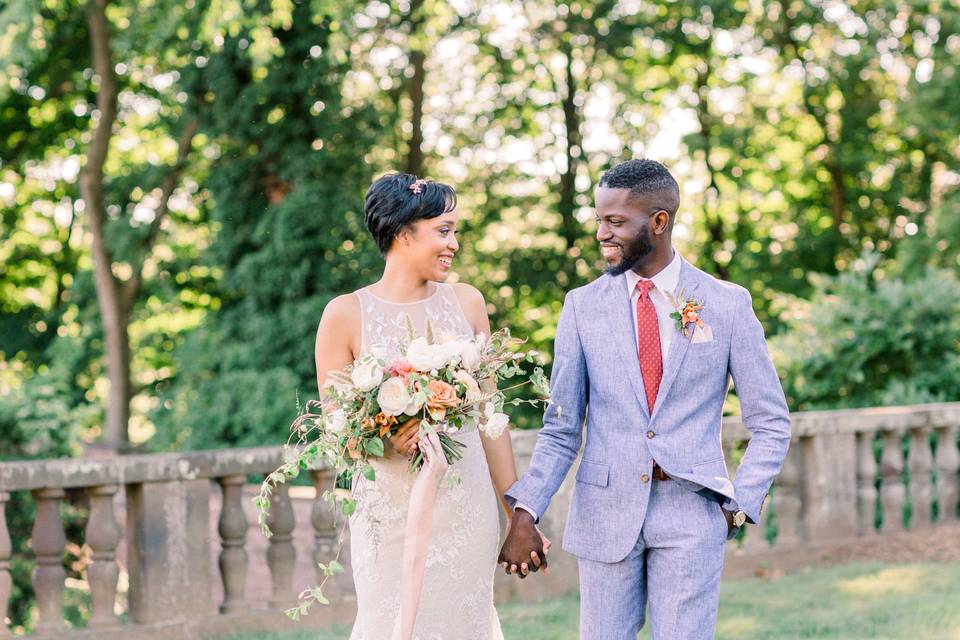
355;281;475;362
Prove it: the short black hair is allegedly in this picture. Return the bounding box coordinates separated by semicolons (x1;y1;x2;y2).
598;159;680;217
364;173;457;256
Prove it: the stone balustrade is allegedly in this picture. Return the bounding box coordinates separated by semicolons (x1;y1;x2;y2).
0;402;958;638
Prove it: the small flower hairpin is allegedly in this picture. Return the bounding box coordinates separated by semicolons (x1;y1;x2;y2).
408;178;427;194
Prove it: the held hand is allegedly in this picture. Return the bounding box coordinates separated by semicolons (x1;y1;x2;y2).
388;417;421;458
498;509;547;579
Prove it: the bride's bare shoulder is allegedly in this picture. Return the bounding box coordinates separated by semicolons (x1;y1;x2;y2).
318;292;361;331
450;282;486;310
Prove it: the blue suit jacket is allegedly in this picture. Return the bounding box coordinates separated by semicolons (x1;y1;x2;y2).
505;257;792;563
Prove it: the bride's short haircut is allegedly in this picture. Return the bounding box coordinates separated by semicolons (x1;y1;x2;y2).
364;173;457;256
598;159;680;218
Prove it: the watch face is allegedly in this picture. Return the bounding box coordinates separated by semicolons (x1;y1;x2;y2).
734;511;747;527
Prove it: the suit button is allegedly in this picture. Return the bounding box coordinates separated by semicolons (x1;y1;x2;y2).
646;430;655;439
640;473;650;483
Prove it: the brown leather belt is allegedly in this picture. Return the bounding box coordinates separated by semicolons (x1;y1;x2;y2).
652;462;671;481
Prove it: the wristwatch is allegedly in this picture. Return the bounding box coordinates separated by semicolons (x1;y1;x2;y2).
732;510;747;528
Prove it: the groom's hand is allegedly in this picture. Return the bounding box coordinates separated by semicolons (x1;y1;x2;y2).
498;509;547;579
721;507;735;537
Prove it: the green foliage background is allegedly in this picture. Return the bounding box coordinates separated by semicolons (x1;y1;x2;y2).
1;0;959;629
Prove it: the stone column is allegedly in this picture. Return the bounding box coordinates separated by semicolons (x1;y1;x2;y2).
217;475;249;614
31;488;66;633
855;431;878;535
0;492;11;638
126;479;212;624
772;445;802;547
85;485;120;628
935;425;960;522
798;431;857;543
880;430;906;533
266;483;296;609
907;427;933;529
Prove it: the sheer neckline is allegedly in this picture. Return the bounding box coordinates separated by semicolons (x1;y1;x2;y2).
362;281;442;305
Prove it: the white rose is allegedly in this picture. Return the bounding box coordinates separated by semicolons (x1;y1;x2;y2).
350;358;384;392
403;391;425;416
481;412;510;439
324;410;348;434
453;370;481;401
441;341;463;368
460;340;482;371
377;377;412;416
406;337;447;371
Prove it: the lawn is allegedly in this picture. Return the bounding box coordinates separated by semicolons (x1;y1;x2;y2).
229;561;960;640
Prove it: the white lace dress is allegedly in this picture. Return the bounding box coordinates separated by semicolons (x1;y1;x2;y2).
348;282;504;640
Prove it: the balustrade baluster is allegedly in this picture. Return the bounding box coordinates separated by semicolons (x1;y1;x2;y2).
880;430;906;533
856;431;878;535
31;488;66;632
266;483;297;608
935;425;960;522
311;470;338;590
217;475;249;613
0;492;11;638
907;427;933;528
85;484;120;627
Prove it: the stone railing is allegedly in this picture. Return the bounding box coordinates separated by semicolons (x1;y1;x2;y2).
0;447;346;639
1;402;959;637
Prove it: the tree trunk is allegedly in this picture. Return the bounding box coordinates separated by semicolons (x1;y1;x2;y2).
80;0;198;450
404;0;425;177
558;40;581;250
80;0;128;450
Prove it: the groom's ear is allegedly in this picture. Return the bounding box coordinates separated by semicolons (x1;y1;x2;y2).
652;210;671;235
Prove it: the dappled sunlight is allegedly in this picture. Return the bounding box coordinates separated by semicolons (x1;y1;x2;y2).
835;565;932;598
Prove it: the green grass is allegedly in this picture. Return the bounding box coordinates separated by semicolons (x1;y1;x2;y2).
229;561;960;640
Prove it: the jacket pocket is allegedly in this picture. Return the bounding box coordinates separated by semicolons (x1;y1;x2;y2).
575;459;610;487
692;456;727;477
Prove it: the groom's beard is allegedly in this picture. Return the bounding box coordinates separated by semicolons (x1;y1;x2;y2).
603;227;654;276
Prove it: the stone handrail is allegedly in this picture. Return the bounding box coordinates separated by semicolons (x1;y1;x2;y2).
0;402;958;637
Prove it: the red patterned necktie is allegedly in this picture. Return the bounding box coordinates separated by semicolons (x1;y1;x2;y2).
635;279;662;412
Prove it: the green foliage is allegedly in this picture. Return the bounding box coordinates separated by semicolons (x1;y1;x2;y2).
772;253;960;411
152;1;385;450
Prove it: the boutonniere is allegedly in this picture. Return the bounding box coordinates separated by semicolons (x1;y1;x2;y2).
665;289;706;338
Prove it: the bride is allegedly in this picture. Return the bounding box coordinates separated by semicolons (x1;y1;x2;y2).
313;173;550;639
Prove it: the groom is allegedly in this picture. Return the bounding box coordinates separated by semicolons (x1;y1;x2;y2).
499;159;791;639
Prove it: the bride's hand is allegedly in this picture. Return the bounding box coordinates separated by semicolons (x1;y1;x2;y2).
417;429;448;481
387;417;420;458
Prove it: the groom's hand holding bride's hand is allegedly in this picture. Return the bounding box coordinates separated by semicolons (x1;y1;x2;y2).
498;509;549;579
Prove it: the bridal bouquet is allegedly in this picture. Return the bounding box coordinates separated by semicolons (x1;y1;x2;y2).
253;323;551;619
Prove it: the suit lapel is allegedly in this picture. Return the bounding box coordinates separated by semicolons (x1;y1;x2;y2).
650;259;701;422
600;274;651;419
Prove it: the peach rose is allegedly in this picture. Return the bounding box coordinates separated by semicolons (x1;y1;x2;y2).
426;379;460;420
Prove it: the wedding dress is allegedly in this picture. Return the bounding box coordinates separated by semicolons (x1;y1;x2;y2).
348;281;504;640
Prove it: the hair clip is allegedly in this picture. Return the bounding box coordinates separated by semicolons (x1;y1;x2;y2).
408;178;427;194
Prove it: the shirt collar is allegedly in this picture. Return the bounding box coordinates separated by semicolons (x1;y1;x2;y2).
625;250;681;298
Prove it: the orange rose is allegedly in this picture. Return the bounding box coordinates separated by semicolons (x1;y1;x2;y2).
426;379;460;420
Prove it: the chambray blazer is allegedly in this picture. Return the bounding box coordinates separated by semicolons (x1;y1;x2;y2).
505;257;792;563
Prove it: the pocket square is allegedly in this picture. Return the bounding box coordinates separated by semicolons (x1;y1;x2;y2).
691;323;714;343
